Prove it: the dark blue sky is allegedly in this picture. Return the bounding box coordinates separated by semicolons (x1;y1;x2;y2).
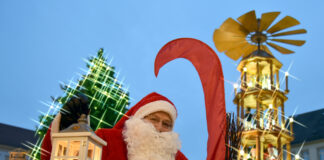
1;0;323;159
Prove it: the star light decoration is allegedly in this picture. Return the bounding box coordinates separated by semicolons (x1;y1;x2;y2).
26;49;131;160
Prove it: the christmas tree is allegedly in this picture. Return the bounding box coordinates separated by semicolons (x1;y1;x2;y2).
27;48;130;160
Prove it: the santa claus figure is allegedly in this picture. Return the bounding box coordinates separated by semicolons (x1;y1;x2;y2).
41;92;187;160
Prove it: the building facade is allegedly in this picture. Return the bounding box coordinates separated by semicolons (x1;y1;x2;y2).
290;108;324;160
0;123;37;160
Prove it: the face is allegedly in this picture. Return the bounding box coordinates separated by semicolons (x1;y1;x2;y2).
143;111;173;132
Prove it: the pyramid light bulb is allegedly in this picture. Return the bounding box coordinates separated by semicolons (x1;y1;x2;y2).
295;154;300;160
289;117;294;123
285;72;289;77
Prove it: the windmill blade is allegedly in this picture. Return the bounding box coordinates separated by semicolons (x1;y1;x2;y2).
213;29;246;42
267;42;294;54
226;43;258;58
213;29;246;52
214;41;249;52
237;10;258;32
272;29;307;37
267;16;300;34
270;39;306;46
242;44;258;57
219;18;249;36
259;12;280;31
222;41;250;59
224;47;244;60
260;45;272;55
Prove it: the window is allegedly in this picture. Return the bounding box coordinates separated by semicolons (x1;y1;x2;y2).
301;150;309;160
291;150;309;160
0;150;10;160
319;147;324;160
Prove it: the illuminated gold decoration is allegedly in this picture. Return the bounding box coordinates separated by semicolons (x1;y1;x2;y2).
214;10;306;160
9;148;27;160
213;10;307;60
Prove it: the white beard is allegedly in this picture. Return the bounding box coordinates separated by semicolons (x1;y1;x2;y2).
122;117;181;160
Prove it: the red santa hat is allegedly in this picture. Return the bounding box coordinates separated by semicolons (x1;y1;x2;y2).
114;92;177;130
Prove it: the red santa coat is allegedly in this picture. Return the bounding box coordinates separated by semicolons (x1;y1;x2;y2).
41;92;187;160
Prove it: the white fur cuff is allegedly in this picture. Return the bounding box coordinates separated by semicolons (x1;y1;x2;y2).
133;100;177;123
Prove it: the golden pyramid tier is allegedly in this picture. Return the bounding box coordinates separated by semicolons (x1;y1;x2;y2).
241;129;293;147
234;89;287;109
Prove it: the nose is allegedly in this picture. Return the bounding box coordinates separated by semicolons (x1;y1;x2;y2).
154;122;166;132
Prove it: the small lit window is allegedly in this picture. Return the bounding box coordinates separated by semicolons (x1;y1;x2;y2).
319;147;324;160
301;150;310;160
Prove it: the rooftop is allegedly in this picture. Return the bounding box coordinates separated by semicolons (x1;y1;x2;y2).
291;108;324;145
0;123;38;150
242;49;275;60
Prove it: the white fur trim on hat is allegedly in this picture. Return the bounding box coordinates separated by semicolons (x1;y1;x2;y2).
133;100;177;123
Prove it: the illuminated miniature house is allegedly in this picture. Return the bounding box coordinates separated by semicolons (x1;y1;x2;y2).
51;114;106;160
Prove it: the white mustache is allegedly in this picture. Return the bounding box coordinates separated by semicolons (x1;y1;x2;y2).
123;117;181;160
